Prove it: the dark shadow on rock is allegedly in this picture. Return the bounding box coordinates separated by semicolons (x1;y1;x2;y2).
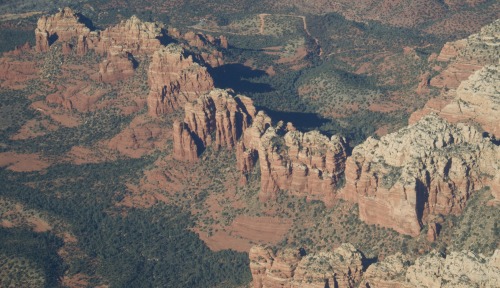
209;64;272;94
127;53;139;69
76;13;96;30
157;29;176;46
48;33;58;46
259;109;331;132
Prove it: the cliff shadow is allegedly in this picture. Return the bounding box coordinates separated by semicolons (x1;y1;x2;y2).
415;177;429;226
209;64;272;94
260;109;331;132
76;13;96;31
48;34;59;46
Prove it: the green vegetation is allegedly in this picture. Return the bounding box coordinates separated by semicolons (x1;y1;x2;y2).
0;228;63;288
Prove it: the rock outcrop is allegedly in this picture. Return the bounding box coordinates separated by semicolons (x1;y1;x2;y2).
340;114;500;236
172;89;256;161
237;112;348;202
172;121;199;162
362;249;500;288
35;7;92;52
94;15;165;55
34;8;167;57
435;64;500;137
249;243;365;288
430;19;498;90
147;44;214;116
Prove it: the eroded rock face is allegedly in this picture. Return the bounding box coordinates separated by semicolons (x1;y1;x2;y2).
430;19;499;90
147;45;214;116
94;15;165;55
172;89;256;161
340;114;500;236
35;7;92;52
172;121;199;162
363;249;500;288
237;111;348;202
249;244;364;288
438;64;500;137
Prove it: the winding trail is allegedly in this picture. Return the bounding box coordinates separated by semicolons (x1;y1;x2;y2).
258;13;322;56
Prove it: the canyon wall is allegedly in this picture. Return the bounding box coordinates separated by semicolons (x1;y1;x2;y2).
147;45;214;116
249;243;364;288
172;89;256;161
362;249;500;288
339;114;499;236
237;112;349;202
251;244;500;288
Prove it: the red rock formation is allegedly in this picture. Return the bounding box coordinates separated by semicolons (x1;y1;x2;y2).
35;29;50;52
172;121;199;162
172;89;256;161
35;7;91;51
250;244;364;288
438;64;500;137
430;20;498;90
340;114;500;236
76;35;88;55
147;45;214;116
94;15;164;55
98;47;135;83
237;112;348;202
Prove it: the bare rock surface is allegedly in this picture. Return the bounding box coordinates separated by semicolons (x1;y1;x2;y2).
249;243;364;288
341;113;500;235
237;111;348;202
147;44;214;116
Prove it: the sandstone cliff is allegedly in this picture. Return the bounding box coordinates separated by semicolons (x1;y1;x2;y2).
172;89;256;161
429;64;499;137
35;7;91;52
411;20;500;129
430;19;498;90
362;249;500;288
34;8;166;56
237;111;348;202
94;15;165;55
340;113;500;236
249;243;364;288
147;44;214;116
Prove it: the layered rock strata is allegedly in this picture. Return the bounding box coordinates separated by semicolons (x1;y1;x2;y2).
35;7;91;52
435;64;500;137
340;113;500;236
237;112;348;201
172;89;256;161
147;45;214;116
362;249;500;288
249;243;364;288
93;15;164;55
430;19;499;90
34;8;166;56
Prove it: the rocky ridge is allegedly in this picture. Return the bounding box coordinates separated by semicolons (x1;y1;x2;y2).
431;19;499;90
340;113;499;236
172;89;255;161
237;112;349;202
249;243;364;288
437;64;500;137
251;244;500;288
362;249;500;288
147;45;214;116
